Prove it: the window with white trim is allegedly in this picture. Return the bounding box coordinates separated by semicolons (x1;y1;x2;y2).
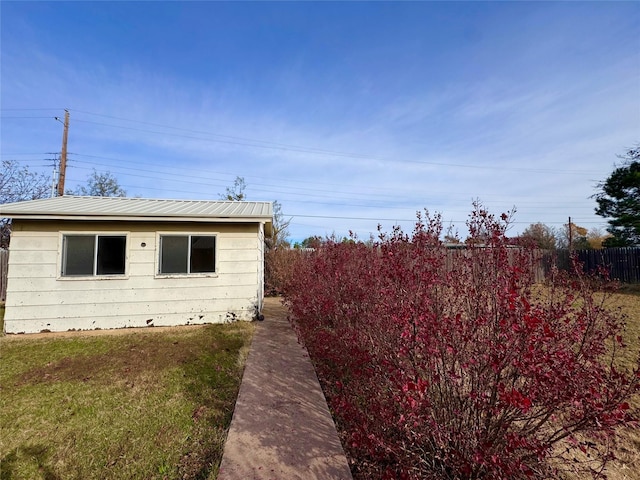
62;234;127;276
159;235;216;274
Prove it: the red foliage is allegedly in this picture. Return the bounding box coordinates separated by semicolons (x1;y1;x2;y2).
281;204;639;479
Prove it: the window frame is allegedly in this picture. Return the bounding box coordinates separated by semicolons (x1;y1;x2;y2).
59;232;129;279
156;232;218;277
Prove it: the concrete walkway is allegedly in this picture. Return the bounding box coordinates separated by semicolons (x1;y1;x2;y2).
217;297;353;480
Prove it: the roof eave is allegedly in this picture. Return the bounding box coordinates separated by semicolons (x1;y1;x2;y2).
6;214;273;224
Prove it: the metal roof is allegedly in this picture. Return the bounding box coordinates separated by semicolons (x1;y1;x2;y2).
0;196;273;226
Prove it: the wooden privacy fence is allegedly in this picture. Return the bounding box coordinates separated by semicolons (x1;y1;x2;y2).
544;247;640;284
420;247;637;284
444;247;547;284
0;249;8;302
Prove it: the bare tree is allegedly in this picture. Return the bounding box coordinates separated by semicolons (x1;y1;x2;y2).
557;222;590;250
1;160;51;247
69;170;126;197
220;176;247;201
266;200;291;250
1;160;51;204
519;223;557;249
218;177;289;247
586;227;612;249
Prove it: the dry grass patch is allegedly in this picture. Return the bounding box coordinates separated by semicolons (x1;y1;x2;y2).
553;287;640;480
600;289;640;480
540;286;640;480
0;322;254;480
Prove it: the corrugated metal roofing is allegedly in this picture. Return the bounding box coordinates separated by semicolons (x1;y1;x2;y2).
0;196;273;223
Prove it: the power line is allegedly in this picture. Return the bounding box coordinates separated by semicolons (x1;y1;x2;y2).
71;118;384;160
67;156;407;201
0;108;63;111
69;109;368;156
285;213;606;225
0;153;51;156
0;116;56;119
65;167;600;218
3;110;609;226
65;152;597;204
11;151;590;207
4;108;606;176
65;160;595;212
65;109;600;175
67;152;437;195
66;162;609;227
63;163;596;210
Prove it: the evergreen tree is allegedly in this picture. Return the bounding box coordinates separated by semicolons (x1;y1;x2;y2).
594;147;640;247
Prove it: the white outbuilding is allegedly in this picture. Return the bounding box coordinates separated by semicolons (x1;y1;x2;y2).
0;196;273;334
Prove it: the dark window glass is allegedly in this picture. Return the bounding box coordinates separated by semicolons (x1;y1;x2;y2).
97;236;126;275
63;236;95;276
190;236;215;273
160;236;189;274
62;235;126;276
159;235;216;274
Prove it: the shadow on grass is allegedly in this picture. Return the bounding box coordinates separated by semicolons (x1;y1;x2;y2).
1;444;59;480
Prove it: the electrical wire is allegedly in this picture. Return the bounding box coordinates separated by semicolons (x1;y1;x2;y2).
65;110;601;175
0;116;56;119
65;160;593;213
2;108;610;232
0;108;63;111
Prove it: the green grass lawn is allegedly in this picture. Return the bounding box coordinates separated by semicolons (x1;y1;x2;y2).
0;322;254;480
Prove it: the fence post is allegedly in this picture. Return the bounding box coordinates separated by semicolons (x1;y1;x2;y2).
0;249;8;302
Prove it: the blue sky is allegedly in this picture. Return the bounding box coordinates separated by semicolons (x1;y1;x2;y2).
2;2;639;243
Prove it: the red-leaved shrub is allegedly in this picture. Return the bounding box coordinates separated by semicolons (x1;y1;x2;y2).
281;204;639;479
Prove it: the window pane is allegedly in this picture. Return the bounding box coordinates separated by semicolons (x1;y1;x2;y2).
160;236;188;273
190;236;215;273
63;236;95;276
97;236;126;275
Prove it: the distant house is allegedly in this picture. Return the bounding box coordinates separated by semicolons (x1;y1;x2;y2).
0;196;272;334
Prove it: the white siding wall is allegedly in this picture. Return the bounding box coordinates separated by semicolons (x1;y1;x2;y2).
4;220;263;333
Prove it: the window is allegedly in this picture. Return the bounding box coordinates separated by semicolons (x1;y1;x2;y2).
159;235;216;274
62;235;126;276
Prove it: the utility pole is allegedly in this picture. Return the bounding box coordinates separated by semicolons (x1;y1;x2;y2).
50;157;58;198
56;109;70;196
568;216;573;251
